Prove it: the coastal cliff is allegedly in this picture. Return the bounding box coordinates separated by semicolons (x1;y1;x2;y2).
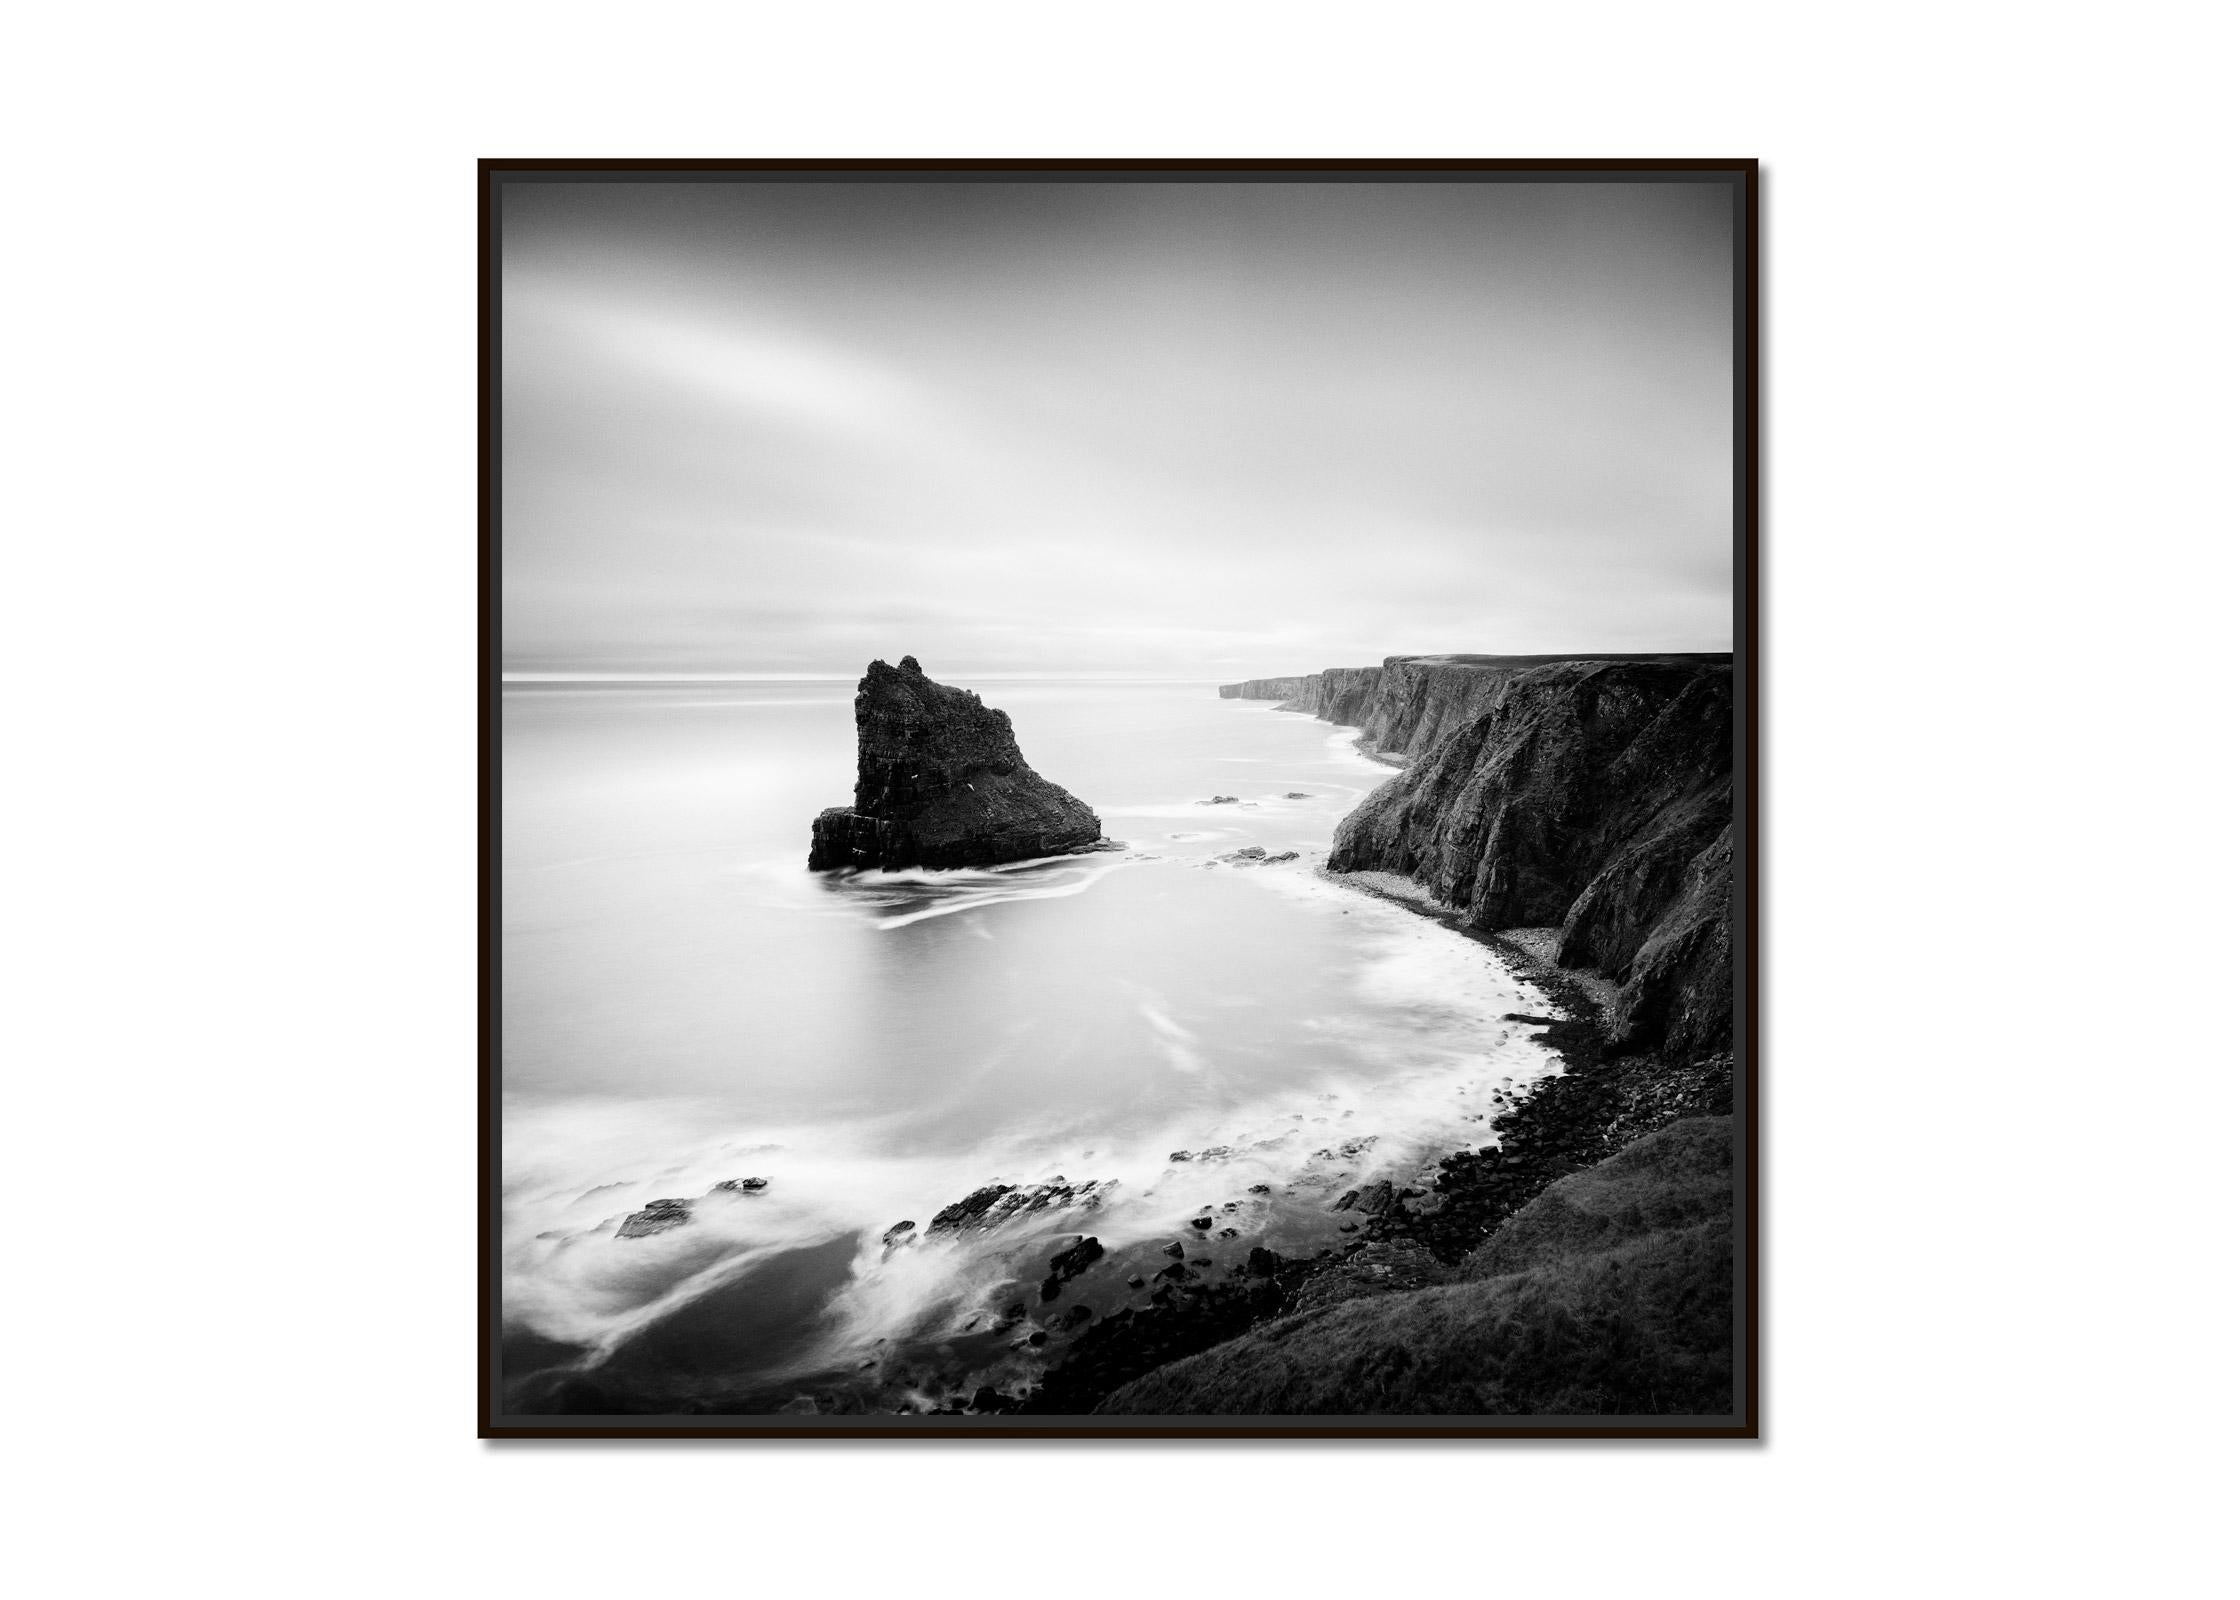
1217;676;1315;702
1223;652;1726;764
807;657;1104;871
1326;658;1733;1059
1222;652;1736;1060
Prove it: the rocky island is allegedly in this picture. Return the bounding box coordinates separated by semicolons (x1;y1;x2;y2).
807;656;1106;871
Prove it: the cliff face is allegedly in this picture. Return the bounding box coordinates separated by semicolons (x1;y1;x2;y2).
1325;658;1734;1059
807;657;1103;871
1302;666;1386;725
1217;676;1316;702
1347;657;1513;758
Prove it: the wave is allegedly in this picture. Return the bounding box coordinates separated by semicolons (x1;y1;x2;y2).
820;853;1143;930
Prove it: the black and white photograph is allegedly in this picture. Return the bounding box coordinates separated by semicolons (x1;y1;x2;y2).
486;163;1754;1432
17;0;2240;1590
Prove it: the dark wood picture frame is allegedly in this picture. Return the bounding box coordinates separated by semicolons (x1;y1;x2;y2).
480;158;1759;1439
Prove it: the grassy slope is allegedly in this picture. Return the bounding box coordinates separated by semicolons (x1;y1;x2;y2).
1096;1116;1734;1416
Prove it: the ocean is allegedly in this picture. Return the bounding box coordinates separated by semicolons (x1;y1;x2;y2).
498;676;1563;1411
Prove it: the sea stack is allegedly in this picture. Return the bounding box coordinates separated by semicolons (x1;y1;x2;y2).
807;657;1105;871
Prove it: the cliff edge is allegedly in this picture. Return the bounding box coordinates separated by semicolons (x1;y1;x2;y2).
1222;652;1726;762
1328;658;1733;1058
807;657;1104;871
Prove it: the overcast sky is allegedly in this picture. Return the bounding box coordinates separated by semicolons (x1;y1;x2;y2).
500;178;1734;677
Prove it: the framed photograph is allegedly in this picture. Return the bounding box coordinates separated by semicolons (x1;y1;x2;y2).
482;159;1757;1438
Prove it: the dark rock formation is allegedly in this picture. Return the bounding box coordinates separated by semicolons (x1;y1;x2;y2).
1039;1236;1105;1302
710;1176;769;1194
614;1198;693;1239
1327;658;1734;1058
924;1176;1110;1236
1333;1178;1398;1216
880;1220;916;1247
927;1184;1014;1232
807;657;1103;871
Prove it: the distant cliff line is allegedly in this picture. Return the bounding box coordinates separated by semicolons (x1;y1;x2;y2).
1219;653;1730;764
1223;651;1736;1062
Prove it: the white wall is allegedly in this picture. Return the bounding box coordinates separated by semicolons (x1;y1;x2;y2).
5;4;2232;1596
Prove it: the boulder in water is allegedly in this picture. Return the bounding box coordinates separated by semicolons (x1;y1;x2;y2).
615;1198;694;1239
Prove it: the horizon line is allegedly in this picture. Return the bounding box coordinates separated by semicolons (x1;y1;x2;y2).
500;671;1236;684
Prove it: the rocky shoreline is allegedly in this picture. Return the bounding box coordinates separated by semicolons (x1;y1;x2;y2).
981;875;1732;1416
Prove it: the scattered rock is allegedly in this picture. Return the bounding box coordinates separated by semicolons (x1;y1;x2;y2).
1188;1216;1214;1231
615;1198;693;1239
1199;795;1241;805
926;1177;1108;1235
1245;1247;1280;1277
880;1219;917;1247
1340;1179;1397;1217
710;1176;769;1194
1038;1236;1105;1302
1060;1305;1094;1331
1126;1275;1146;1290
1162;1242;1186;1259
1216;1227;1240;1240
1283;791;1311;799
